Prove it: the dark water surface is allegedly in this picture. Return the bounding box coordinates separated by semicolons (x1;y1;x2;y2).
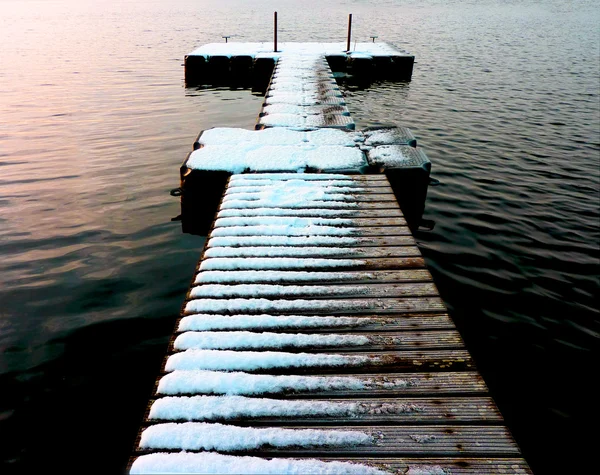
1;0;598;473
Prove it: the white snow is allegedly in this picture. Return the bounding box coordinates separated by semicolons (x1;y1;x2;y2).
177;314;372;331
194;270;372;284
149;395;421;421
138;422;372;451
200;257;366;271
258;114;354;129
198;257;363;271
230;173;343;180
148;395;358;420
173;330;369;350
406;467;449;475
367;145;413;166
187;42;410;58
363;128;416;146
199;127;304;146
206;236;359;248
221;199;358;210
165;349;369;372
156;370;369;395
229;173;352;182
189;283;370;298
210;225;357;237
217;207;360;217
184;297;375;314
204;246;361;258
187;145;366;174
226;183;361;194
214;216;354;228
261;104;348;116
130;452;389;475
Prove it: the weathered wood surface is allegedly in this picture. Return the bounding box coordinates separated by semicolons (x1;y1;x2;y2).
145;396;503;424
130;174;531;474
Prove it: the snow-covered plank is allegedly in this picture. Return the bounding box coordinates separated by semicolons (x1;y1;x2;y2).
131;454;532;475
130;452;387;475
187;282;439;300
171;330;464;352
197;257;425;271
225;184;395;195
202;245;420;259
228;173;388;181
155;371;488;397
146;396;501;424
162;349;473;374
175;313;454;332
205;235;416;248
215;207;402;218
257;114;356;130
136;424;520;456
207;226;411;237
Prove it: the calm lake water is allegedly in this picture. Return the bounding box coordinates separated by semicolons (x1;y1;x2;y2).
1;0;598;473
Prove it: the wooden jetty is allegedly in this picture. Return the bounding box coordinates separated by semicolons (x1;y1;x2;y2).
128;45;532;474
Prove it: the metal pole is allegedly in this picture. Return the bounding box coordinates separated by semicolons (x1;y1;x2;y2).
274;11;278;52
346;14;352;52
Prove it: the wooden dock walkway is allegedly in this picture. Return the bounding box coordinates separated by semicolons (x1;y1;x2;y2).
129;174;532;474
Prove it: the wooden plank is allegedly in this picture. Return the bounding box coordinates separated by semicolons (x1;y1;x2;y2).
174;313;456;333
225;185;396;195
188;282;440;300
220;200;401;210
223;193;398;203
196;257;427;271
202;245;423;259
161;349;475;374
229;174;389;182
208;226;413;237
300;458;533;474
216;207;404;218
182;296;446;315
145;396;502;424
206;235;418;248
135;425;521;456
170;330;466;352
214;217;408;227
153;372;490;398
194;269;433;284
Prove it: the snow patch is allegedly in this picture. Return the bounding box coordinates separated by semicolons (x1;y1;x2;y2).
157;370;369;395
173;330;369;350
139;422;372;450
165;349;369;372
130;451;388;474
177;314;372;331
206;236;359;248
194;270;372;284
199;257;363;271
184;297;375;314
204;246;362;258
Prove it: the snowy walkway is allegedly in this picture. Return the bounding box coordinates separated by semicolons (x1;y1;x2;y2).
257;54;355;130
129;174;531;474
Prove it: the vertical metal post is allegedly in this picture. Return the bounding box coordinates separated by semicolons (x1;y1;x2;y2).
274;11;278;52
346;14;352;52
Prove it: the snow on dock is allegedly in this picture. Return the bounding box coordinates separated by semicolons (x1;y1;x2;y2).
130;174;532;474
183;42;416;86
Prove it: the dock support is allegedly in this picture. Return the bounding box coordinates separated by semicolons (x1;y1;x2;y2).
274;11;278;52
346;14;352;52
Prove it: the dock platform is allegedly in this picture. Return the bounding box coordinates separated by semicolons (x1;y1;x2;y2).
129;174;531;474
128;44;532;474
